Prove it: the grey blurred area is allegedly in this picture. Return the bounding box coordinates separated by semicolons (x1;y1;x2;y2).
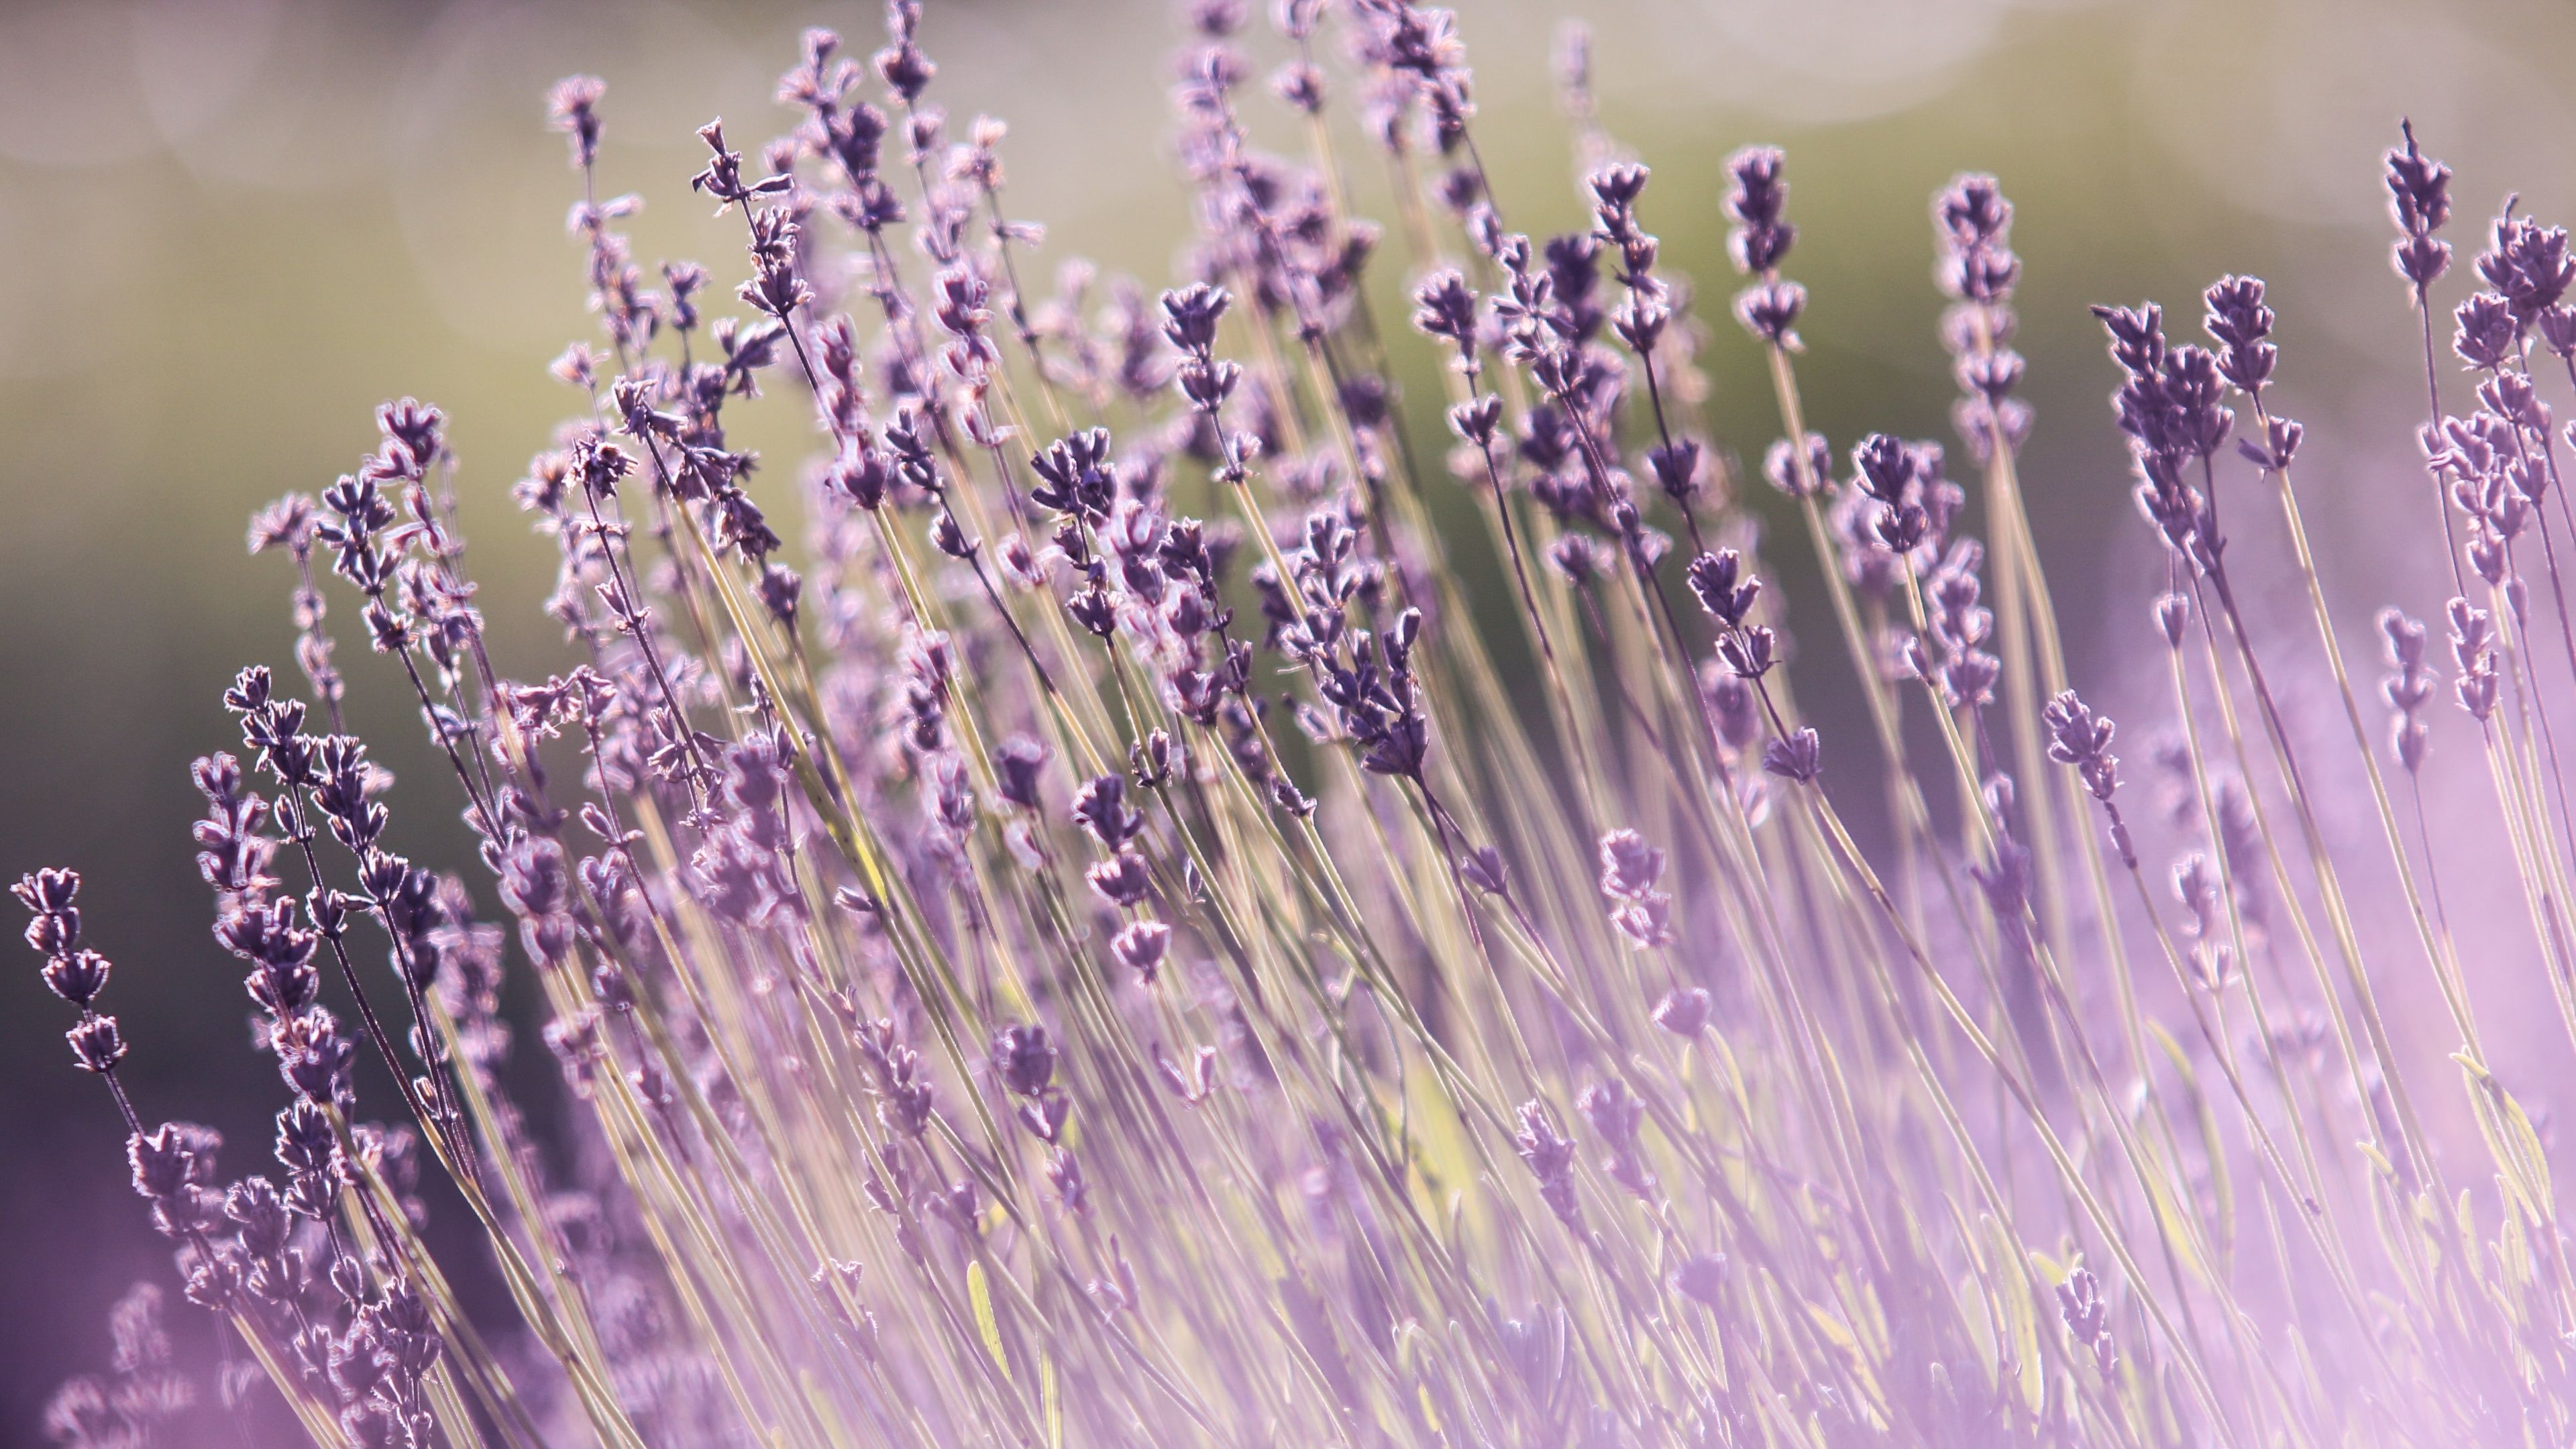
1;0;2567;1436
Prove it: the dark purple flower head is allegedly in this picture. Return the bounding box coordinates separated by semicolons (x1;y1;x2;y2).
2455;291;2518;370
225;1177;290;1259
874;0;936;103
1652;987;1712;1038
68;1015;126;1073
1160;283;1230;357
1588;180;1659;307
991;1023;1057;1098
128;1124;205;1201
1944;246;2019;309
1718;625;1777;681
1853;433;1916;504
1597;830;1666;901
1686;550;1760;627
1544;533;1612;587
1449;394;1504;449
2155;346;2235;459
2238;414;2304;471
1733;280;1805;348
1956;350;2024;405
2387;120;2452;241
42;949;110;1008
2202;275;2277;392
1271;59;1325;113
1411;269;1479;349
547;75;606;170
15;867;81;958
1646;437;1703;503
2397;232;2454;290
1112;920;1172;982
1459;845;1508;898
1762;727;1822;783
1934;173;2011;252
498;835;571;923
689;119;793;213
2479;370;2550;435
1189;0;1248;37
1589;161;1648;214
1030;428;1116;521
993;735;1049;813
2091;303;2165;379
1764;432;1830;498
1086;851;1152;908
2478;215;2575;323
274;1011;355;1106
2057;1264;2116;1377
1072;775;1144;849
1721;147;1792;261
1721;144;1799;311
1933;174;2019;306
2042;690;2121;805
2538;304;2576;358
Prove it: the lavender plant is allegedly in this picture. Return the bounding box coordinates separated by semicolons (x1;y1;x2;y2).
25;2;2576;1445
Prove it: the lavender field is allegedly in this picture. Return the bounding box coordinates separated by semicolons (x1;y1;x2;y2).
8;0;2576;1444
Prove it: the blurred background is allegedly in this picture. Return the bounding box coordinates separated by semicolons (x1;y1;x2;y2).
3;0;2572;1437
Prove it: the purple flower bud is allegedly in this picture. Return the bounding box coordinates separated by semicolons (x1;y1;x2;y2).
1721;146;1794;274
1597;830;1666;901
1514;1101;1581;1228
1762;728;1822;783
1733;280;1805;348
42;949;110;1008
1072;775;1144;848
1652;987;1713;1038
1670;1252;1728;1308
2202;274;2277;392
930;511;977;561
1576;1077;1644;1154
1411;270;1480;347
2479;215;2575;323
13;867;81;957
2539;305;2576;359
1763;432;1830;498
2042;690;2122;804
2385;121;2451;241
68;1015;126;1073
547;75;606;169
129;1125;196;1200
1159;283;1230;356
1112;920;1172;983
2090;303;2165;378
994;736;1049;812
1647;438;1704;504
1087;852;1152;908
2154;592;2191;648
1718;625;1776;680
2455;292;2517;370
991;1024;1057;1098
